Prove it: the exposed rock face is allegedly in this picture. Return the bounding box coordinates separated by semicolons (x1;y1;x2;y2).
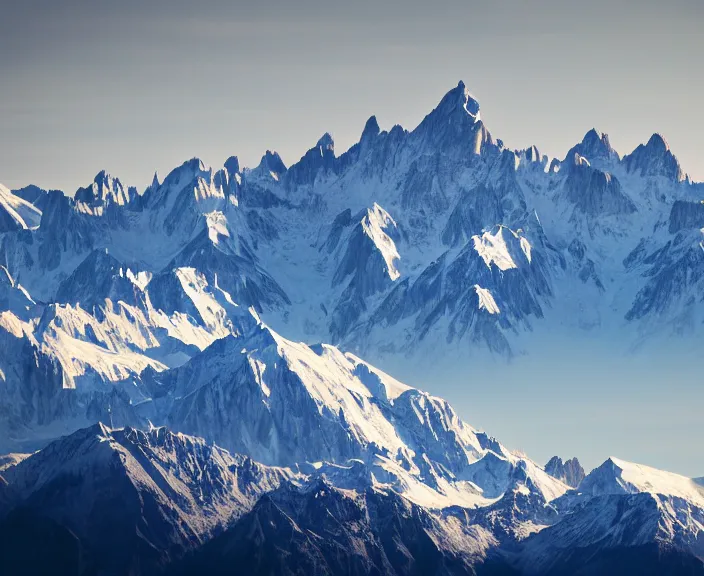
0;184;42;232
545;456;586;488
1;422;703;576
10;184;53;211
516;493;704;576
622;133;686;183
0;81;702;409
561;153;636;217
669;200;704;233
173;480;484;576
2;424;295;575
54;248;147;310
74;170;137;210
0;84;703;576
565;128;620;170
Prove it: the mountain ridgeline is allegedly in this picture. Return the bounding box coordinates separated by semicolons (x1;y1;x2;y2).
0;81;703;575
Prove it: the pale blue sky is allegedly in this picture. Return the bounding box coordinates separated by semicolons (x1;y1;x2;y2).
1;0;703;193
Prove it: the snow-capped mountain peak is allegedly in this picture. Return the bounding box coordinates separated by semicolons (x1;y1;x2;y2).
411;80;495;155
473;225;532;270
1;78;703;576
579;457;704;507
74;170;136;211
623;132;686;182
252;149;287;181
565;128;620;169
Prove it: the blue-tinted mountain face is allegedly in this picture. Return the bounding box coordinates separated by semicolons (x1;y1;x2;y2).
0;82;703;575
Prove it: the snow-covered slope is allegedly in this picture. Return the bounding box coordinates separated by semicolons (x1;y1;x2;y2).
1;421;702;575
156;316;568;510
516;492;704;575
0;77;699;478
0;80;702;383
10;184;52;211
0;79;703;574
0;183;42;232
579;457;704;507
3;423;296;574
510;457;704;574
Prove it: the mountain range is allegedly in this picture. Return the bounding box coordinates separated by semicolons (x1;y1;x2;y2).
0;80;702;574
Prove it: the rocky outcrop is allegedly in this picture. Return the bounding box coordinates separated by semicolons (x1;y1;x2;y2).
545;456;586;488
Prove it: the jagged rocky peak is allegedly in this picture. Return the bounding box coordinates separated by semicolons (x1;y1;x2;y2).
361;115;380;142
255;150;287;180
5;421;294;508
577;457;631;496
140;157;215;212
0;183;43;232
517;145;550;171
54;248;145;309
173;477;480;576
566;128;620;167
224;155;240;177
75;170;137;208
545;456;585;488
158;157;210;190
623;132;686;182
2;422;296;576
145;171;160;194
562;150;636;216
412;80;496;155
329;204;401;339
283;133;339;188
176;157;209;176
452;79;481;121
10;184;54;210
162;319;536;494
472;224;533;270
578;457;704;509
316;132;335;153
429;80;479;122
521;145;542;164
493;146;521;177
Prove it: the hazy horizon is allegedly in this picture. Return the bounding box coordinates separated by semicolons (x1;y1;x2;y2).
4;77;701;195
1;0;703;194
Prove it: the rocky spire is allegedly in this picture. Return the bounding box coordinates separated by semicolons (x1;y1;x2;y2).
622;133;686;182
